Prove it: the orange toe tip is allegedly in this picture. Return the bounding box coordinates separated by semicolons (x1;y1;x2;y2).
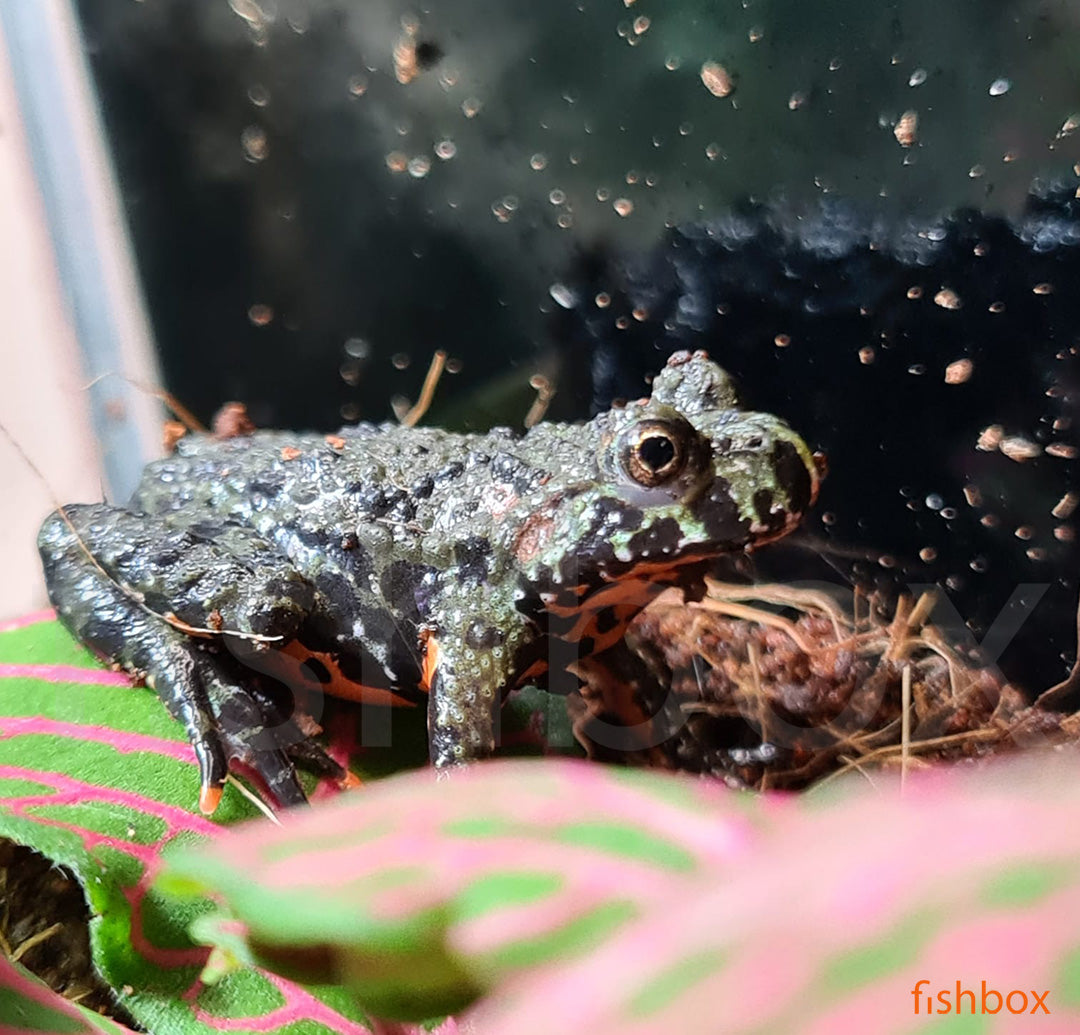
339;770;363;791
199;784;224;814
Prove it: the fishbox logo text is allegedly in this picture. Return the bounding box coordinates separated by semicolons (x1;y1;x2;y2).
911;980;1050;1015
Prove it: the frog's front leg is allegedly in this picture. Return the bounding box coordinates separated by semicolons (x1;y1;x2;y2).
38;504;346;811
424;604;530;767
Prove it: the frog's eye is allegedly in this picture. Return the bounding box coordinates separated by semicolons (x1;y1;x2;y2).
620;419;690;487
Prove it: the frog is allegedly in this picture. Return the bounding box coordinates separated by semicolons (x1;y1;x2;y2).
38;350;820;812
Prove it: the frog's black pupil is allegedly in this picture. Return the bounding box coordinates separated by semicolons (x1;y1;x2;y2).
639;434;676;472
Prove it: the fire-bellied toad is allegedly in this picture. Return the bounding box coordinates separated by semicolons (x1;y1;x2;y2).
38;351;820;811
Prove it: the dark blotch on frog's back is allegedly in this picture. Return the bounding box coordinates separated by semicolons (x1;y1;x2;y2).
435;460;465;484
249;471;286;499
465;620;505;650
380;560;436;619
491;451;545;497
455;536;494;587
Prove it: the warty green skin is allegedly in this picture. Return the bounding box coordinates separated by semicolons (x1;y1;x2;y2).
37;351;819;808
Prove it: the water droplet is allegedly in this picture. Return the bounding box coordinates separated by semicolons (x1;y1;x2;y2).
248;83;270;107
944;358;974;384
462;97;482;118
988;78;1011;97
926;494;945;511
613;198;634;217
530;153;548;171
908;68;927;87
241;125;269;162
248;304;273;326
700;62;734;98
596;186;612;202
549;283;576;309
548;188;567;205
435;139;457;160
407;155;431;178
347;75;368;97
665;55;682;71
385;151;408;173
894;110;918;147
344;337;370;359
391;352;411;370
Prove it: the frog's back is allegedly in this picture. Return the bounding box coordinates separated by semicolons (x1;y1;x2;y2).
132;423;514;526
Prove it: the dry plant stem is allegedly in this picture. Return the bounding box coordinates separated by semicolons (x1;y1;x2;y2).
81;371;208;434
400;350;447;427
226;775;283;825
1036;591;1080;707
704;578;848;641
900;664;912;792
687;597;816;653
11;922;63;963
524;373;557;428
817;729;1004;788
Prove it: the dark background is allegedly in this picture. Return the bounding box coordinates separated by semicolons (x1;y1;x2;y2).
73;0;1080;693
74;0;1080;425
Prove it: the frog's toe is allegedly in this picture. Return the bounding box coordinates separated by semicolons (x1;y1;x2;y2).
198;660;338;809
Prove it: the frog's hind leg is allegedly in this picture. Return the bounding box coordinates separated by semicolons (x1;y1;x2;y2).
38;504;346;811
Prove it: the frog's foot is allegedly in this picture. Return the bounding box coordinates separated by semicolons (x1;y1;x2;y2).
195;650;350;811
39;506;347;813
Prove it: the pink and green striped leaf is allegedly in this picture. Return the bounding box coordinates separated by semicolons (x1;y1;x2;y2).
0;955;135;1035
160;757;774;1021
164;753;1080;1034
0;612;375;1034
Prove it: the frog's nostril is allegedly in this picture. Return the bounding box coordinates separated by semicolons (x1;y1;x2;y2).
746;436;764;450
